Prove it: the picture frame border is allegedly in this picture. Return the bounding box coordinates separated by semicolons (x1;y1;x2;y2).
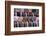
5;1;45;35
